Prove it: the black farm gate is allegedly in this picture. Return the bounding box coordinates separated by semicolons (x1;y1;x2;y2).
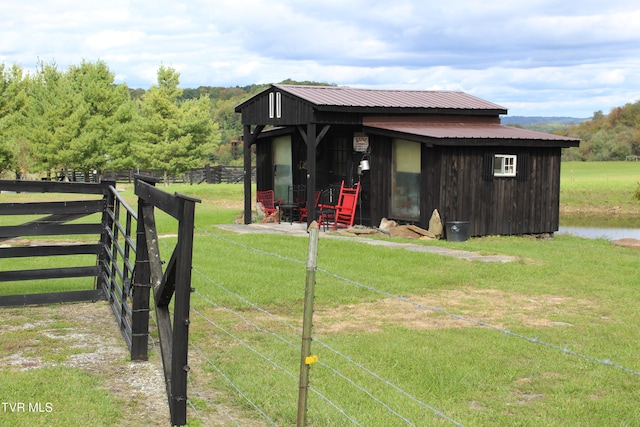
0;176;199;426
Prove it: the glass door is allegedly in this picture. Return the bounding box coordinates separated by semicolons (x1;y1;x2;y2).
273;136;292;203
391;139;421;220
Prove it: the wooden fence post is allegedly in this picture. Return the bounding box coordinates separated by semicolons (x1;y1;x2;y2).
168;194;198;425
297;222;319;427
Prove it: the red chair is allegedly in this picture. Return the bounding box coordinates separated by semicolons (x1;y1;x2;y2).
319;181;360;230
256;190;281;223
298;190;321;222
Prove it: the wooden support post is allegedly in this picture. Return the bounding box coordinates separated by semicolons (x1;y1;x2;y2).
305;123;317;229
243;125;264;224
304;124;330;228
297;223;319;427
243;124;253;224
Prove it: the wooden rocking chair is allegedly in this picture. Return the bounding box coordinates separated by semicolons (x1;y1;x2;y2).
256;190;281;223
319;181;360;230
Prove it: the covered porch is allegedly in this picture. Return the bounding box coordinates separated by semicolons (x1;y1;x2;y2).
250;125;371;227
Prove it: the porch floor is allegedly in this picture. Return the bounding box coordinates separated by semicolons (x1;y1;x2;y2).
214;223;518;263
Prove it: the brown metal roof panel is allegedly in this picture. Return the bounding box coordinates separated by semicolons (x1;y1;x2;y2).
364;121;580;145
273;84;507;111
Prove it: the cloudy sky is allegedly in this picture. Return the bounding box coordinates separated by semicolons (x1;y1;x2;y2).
2;0;640;117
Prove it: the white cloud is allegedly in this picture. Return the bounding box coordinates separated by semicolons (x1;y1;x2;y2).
84;31;146;51
2;0;640;116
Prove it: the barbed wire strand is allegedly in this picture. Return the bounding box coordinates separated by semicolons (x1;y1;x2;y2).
187;375;240;427
193;289;423;427
160;236;302;426
190;341;280;427
193;270;464;426
191;307;363;426
319;269;640;379
159;235;357;425
135;255;231;427
199;227;640;379
187;398;211;427
162;234;364;425
155;236;245;427
156;236;392;427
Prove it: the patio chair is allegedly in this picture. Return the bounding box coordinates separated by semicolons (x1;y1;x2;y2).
316;186;337;230
298;190;321;222
319;181;360;230
256;190;282;223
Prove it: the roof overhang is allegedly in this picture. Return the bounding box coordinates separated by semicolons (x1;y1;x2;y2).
363;117;580;148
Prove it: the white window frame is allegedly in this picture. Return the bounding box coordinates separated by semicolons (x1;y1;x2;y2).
268;92;274;118
268;92;282;119
494;154;517;177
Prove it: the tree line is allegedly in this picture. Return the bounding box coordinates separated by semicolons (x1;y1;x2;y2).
3;57;636;182
0;60;274;180
561;102;640;161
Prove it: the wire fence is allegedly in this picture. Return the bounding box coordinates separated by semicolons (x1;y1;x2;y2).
166;227;639;426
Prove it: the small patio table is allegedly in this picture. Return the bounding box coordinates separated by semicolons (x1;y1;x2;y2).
279;203;299;224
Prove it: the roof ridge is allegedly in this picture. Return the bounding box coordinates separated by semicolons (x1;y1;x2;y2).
274;83;465;94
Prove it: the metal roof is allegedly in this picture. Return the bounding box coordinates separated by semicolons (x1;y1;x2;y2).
272;84;508;113
363;117;580;146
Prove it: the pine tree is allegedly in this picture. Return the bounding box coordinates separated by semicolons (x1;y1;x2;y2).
137;65;219;183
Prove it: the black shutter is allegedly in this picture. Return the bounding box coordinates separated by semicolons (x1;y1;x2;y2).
517;152;529;181
483;151;494;181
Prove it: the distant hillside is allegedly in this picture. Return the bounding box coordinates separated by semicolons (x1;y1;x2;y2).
501;116;590;134
501;116;589;126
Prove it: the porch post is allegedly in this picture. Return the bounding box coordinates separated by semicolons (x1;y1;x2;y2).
243;124;252;224
306;123;317;228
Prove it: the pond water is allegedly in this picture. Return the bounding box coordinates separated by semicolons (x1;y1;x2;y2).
557;226;640;240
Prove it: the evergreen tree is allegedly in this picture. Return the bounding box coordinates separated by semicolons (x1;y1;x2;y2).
137;65;218;183
28;61;88;176
67;60;137;175
0;64;31;177
22;60;138;178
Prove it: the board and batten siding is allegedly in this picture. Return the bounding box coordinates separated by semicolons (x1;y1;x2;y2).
239;90;314;126
430;146;562;236
363;141;563;237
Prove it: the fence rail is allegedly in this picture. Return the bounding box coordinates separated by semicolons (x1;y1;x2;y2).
0;179;113;306
0;177;200;426
101;165;255;184
102;184;138;353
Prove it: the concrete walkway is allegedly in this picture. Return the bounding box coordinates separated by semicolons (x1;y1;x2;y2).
215;223;519;263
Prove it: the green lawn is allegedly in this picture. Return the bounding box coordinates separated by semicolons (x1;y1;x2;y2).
561;161;640;192
2;163;640;426
182;227;640;426
560;161;640;226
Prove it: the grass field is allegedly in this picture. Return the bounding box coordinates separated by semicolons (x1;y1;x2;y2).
1;161;640;426
560;161;640;226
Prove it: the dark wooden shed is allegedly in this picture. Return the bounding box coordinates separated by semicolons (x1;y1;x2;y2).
235;84;579;237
